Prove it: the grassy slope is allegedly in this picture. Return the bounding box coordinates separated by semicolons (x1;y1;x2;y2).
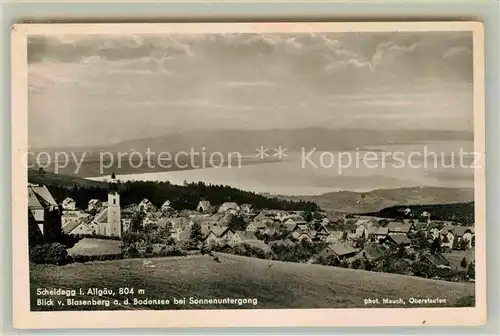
31;253;474;311
66;239;122;256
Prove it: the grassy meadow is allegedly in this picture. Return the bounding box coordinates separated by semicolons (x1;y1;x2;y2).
30;253;474;311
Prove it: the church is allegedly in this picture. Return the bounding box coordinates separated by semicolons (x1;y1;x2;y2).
92;173;122;238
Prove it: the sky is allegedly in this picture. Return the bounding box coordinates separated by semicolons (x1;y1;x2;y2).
28;31;474;148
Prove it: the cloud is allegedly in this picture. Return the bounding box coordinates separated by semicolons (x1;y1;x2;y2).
28;32;474;147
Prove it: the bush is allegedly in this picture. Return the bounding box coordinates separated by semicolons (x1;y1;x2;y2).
350;259;362;269
29;243;73;265
72;253;123;263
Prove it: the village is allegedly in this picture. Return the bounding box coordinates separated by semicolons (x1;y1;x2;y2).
28;174;476;282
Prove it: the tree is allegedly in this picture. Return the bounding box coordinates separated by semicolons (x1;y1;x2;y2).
467;262;475;279
186;222;203;250
460;257;468;269
430;236;442;254
228;214;246;232
130;210;145;232
302;210;314;222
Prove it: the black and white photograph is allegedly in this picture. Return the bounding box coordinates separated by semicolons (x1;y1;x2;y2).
12;22;486;328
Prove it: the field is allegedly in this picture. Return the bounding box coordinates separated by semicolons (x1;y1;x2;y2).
66;238;122;256
30;253;474;311
444;250;476;270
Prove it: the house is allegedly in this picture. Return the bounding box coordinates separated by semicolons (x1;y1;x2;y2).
359;243;389;261
246;221;268;233
61;210;87;228
240;204;253;215
139;198;155;212
315;223;330;236
440;226;474;250
354;219;376;238
387;222;414;235
324;230;345;243
413;222;428;232
161;200;173;212
424;253;451;269
62;220;94;235
296;230;315;243
87;199;103;213
373;227;389;242
218;202;240;214
283;221;299;233
61;197;76;211
28;184;62;242
196;200;212;213
229;230;257;244
204;226;231;246
384;234;412;247
321;242;358;261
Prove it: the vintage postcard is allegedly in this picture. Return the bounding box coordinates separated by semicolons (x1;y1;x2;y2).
12;22;486;328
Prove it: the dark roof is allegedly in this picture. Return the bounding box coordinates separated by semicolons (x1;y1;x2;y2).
414;222;428;231
387;234;411;246
425;253;451;267
362;243;388;260
327;242;358;257
387;222;413;233
441;225;473;237
374;227;389;236
63;221;87;234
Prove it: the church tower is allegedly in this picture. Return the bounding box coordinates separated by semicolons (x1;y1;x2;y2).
107;172;121;238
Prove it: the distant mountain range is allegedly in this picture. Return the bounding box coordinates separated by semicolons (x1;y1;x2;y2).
280;186;475;213
31;127;473;155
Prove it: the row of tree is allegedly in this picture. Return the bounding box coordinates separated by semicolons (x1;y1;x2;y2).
45;180;320;212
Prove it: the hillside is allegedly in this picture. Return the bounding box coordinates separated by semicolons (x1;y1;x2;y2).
363;202;475;224
285;186;475;213
30;253;474;311
27;169;319;212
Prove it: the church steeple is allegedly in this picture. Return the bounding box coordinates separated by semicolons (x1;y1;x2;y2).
108;172;118;193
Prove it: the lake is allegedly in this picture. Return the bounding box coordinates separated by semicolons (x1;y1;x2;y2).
88;141;476;196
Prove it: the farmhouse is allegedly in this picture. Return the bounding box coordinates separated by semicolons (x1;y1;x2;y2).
384;234;411;247
28;184;62;242
204;226;231;246
321;242;358;261
424;253;451;269
387;222;414;235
